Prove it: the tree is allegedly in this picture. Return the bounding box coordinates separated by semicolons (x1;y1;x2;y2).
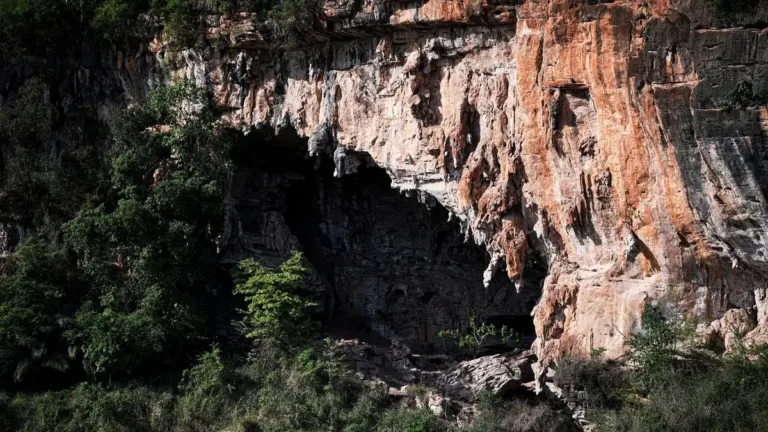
233;252;318;347
0;239;75;384
91;0;131;41
0;0;66;61
0;78;106;236
625;304;681;389
63;81;231;375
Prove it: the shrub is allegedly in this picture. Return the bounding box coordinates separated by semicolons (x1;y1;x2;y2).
343;389;389;432
594;353;768;432
554;356;629;408
160;0;201;46
466;392;578;432
0;0;65;60
438;311;517;357
0;239;75;384
376;409;445;432
8;383;175;432
233;252;318;347
63;81;231;376
256;344;371;432
0;78;99;230
174;346;263;431
719;80;766;111
266;0;320;45
625;303;696;391
91;0;131;41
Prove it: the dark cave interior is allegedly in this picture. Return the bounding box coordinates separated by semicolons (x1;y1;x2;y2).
224;125;541;352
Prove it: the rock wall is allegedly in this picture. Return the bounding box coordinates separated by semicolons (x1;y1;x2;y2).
115;0;768;360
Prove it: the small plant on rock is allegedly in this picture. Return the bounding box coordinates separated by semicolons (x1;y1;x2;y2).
438;312;517;358
719;80;766;111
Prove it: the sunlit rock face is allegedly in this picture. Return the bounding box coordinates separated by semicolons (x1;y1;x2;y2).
115;0;768;360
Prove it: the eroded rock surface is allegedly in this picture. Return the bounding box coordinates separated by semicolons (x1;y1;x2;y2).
704;308;757;351
436;350;535;402
106;0;768;361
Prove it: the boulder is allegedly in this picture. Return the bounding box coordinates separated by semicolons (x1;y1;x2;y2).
436;351;535;402
703;308;756;351
743;323;768;349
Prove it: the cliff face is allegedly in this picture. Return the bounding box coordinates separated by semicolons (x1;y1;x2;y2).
117;0;768;360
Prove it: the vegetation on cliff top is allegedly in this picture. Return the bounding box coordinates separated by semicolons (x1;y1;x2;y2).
0;0;320;56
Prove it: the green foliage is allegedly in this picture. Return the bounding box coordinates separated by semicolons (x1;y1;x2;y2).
0;0;140;59
256;347;373;432
465;392;578;432
62;81;230;375
173;345;263;431
624;304;697;390
554;356;630;409
234;252;318;346
376;409;445;432
720;80;767;111
1;341;453;432
578;303;768;431
156;0;201;46
0;78;102;231
265;0;320;46
0;239;75;384
91;0;131;41
0;0;66;61
594;352;768;432
343;389;390;432
179;345;227;396
6;382;174;432
590;346;608;360
438;312;517;357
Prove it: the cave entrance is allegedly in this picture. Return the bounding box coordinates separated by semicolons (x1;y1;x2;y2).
225;125;542;353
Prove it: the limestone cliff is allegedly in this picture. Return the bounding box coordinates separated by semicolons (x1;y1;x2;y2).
115;0;768;361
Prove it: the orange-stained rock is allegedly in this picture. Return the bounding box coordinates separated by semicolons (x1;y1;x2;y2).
130;0;768;361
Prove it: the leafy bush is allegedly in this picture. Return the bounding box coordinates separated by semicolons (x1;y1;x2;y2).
582;302;768;431
265;0;320;45
0;0;66;60
624;303;697;391
438;311;517;357
91;0;131;41
158;0;201;46
594;353;768;432
62;81;231;376
554;356;630;409
376;409;445;432
0;78;101;231
719;80;767;111
0;239;75;384
466;392;578;432
7;382;175;432
234;252;318;347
